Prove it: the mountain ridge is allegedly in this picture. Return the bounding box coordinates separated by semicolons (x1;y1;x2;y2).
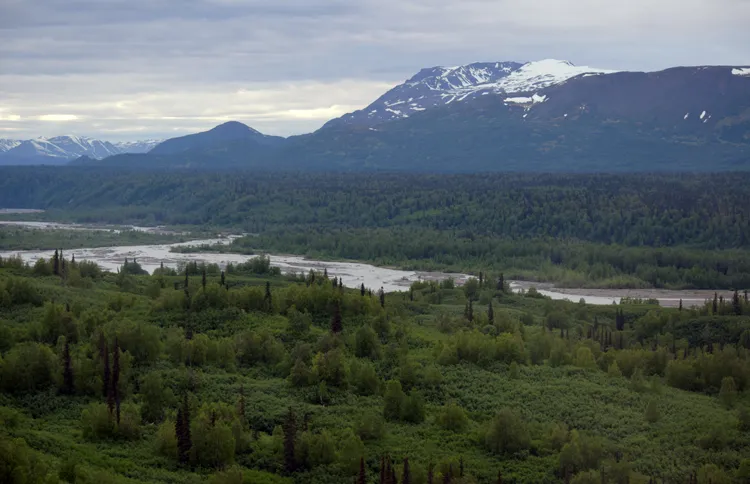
0;136;162;165
6;58;750;171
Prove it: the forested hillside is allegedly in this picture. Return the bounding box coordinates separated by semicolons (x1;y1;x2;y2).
2;254;750;483
1;168;749;289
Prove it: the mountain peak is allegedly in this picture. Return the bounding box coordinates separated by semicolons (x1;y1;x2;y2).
324;59;618;130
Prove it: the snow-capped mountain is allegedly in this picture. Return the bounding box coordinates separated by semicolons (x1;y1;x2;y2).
113;139;163;154
0;139;21;152
0;135;163;165
324;59;617;129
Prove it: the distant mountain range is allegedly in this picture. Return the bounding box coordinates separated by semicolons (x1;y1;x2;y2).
0;136;161;165
8;59;750;172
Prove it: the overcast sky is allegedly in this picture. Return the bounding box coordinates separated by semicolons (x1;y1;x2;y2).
1;0;748;141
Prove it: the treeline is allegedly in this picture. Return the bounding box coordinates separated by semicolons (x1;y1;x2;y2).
1;168;749;249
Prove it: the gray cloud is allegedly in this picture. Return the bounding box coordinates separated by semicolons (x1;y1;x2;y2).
1;0;748;140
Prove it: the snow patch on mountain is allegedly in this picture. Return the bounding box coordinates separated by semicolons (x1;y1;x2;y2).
0;139;21;152
113;139;163;154
325;59;618;129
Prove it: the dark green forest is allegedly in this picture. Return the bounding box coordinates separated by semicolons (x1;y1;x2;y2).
1;168;749;289
2;252;750;484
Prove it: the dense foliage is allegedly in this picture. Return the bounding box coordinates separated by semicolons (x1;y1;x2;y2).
1;252;750;483
1;169;750;289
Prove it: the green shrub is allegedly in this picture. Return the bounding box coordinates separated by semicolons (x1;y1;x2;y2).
81;402;115;441
437;403;469;433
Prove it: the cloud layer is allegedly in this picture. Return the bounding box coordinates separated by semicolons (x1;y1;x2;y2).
1;0;748;140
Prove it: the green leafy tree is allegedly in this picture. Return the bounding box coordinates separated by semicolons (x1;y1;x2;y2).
719;376;738;408
383;380;406;421
484;409;530;455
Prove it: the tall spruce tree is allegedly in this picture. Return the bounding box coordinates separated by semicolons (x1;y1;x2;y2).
459;457;464;477
488;302;494;324
113;338;121;424
220;270;225;287
177;394;192;464
358;457;366;484
184;269;189;290
264;282;273;312
402;458;411;484
733;290;742;315
99;334;110;398
238;385;246;425
497;273;505;292
713;292;719;314
201;268;206;290
62;339;74;394
53;249;60;276
283;407;297;474
361;283;366;297
331;301;343;333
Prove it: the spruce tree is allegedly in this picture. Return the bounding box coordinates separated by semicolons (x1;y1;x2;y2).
201;268;206;290
497;273;505;292
358;457;366;484
175;407;184;461
53;249;60;276
402;458;411;484
733;290;742;315
71;254;76;266
184;269;189;290
62;339;74;394
713;292;718;314
443;464;451;484
220;271;225;287
264;281;273;312
459;456;464;477
488;302;494;324
323;268;329;280
99;334;110;398
283;407;297;474
331;301;343;333
238;385;246;425
679;299;683;311
177;394;192;464
361;283;366;297
379;287;385;308
479;271;484;287
113;338;121;424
